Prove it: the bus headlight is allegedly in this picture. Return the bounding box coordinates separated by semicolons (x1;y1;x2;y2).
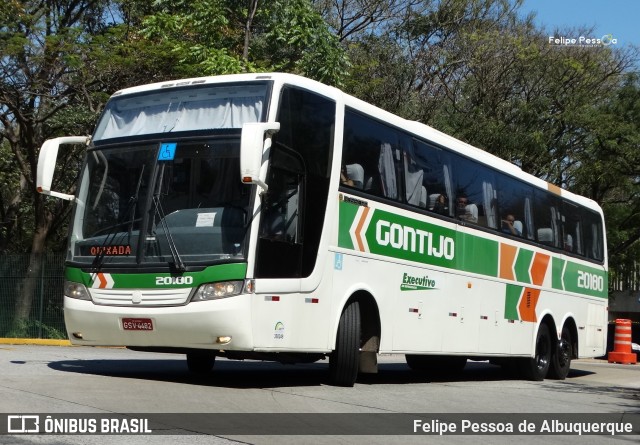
191;281;244;301
64;281;91;301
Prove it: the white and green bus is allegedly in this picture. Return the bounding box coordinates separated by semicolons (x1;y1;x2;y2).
37;73;607;386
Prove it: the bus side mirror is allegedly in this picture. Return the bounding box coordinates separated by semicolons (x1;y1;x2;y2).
37;136;90;201
240;122;280;192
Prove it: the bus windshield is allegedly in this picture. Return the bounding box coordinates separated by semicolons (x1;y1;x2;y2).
69;138;252;268
92;82;268;142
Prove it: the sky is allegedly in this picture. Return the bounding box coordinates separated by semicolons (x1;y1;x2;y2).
519;0;640;48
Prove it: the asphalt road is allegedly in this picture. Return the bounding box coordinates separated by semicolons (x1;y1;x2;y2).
0;345;638;445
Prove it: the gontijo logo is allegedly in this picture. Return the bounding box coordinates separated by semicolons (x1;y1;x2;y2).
348;206;455;261
376;220;455;260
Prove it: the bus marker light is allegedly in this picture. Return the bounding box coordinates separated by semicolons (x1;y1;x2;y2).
265;296;280;302
216;336;232;345
409;308;419;313
72;332;83;339
449;312;457;317
480;315;488;320
305;298;319;304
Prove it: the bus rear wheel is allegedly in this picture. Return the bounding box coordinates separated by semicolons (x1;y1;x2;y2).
186;352;216;374
520;323;551;381
548;326;572;380
329;301;361;387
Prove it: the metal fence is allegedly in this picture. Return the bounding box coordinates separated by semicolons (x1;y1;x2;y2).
0;253;66;339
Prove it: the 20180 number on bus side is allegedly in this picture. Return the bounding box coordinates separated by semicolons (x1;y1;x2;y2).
37;73;607;387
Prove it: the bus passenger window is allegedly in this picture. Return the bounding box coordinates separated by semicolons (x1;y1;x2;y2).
562;202;583;255
406;139;452;215
583;210;604;261
533;191;561;247
452;155;496;228
342;109;401;201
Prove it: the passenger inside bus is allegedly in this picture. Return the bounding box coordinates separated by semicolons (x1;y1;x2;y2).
456;194;478;223
501;214;522;236
341;163;364;189
432;194;449;216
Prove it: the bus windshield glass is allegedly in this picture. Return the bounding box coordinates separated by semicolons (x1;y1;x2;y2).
69;139;252;267
92;83;268;142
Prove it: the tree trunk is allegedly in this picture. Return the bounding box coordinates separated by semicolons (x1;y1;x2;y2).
243;0;259;62
11;218;49;336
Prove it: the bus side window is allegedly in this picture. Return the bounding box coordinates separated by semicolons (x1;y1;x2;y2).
583;210;604;261
497;176;535;239
451;154;497;228
562;201;583;255
342;109;401;201
533;191;561;247
407;139;452;215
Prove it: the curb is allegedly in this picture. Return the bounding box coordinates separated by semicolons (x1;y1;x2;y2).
0;338;71;346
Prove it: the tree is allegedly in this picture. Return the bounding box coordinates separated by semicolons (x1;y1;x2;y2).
575;74;640;288
312;0;420;42
0;0;349;335
0;0;151;334
138;0;349;85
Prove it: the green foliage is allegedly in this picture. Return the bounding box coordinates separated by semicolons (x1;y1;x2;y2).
139;0;245;76
137;0;349;84
257;0;349;85
5;319;67;340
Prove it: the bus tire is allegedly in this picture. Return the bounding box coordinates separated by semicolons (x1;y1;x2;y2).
329;301;361;387
405;355;467;375
548;326;572;380
186;352;216;374
520;323;551;381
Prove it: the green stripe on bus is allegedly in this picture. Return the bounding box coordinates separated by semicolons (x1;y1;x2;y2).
65;263;247;289
514;249;534;284
338;197;358;250
456;232;498;276
552;257;565;290
504;284;522;320
338;199;607;299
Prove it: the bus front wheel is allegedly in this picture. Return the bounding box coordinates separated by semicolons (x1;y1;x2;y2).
329;301;361;387
520;323;551;381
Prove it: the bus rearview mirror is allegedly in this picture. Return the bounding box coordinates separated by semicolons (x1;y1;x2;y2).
37;136;90;201
240;122;280;192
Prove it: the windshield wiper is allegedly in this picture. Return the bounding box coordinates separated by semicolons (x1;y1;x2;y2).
152;164;186;272
91;165;146;271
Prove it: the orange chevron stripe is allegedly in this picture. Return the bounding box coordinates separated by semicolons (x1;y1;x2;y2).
499;243;517;281
354;207;370;252
519;287;540;323
530;252;550;286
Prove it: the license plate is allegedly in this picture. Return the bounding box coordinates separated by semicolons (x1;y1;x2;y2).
122;318;153;331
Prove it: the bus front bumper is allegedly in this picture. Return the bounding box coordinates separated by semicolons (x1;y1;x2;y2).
63;295;253;350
